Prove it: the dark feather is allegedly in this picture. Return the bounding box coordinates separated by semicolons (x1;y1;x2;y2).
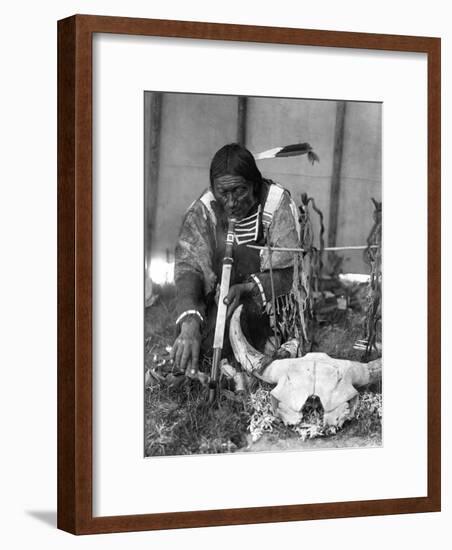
275;142;311;157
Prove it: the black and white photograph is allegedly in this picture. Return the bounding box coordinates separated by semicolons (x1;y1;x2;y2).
144;92;382;457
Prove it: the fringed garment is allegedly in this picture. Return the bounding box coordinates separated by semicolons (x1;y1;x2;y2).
174;180;304;357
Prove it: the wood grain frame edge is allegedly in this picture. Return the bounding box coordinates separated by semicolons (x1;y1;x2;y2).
57;15;77;534
427;37;441;512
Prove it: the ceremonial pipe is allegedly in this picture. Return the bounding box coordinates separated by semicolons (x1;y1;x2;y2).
209;218;236;404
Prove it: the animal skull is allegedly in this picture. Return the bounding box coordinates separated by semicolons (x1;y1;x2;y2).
230;305;382;428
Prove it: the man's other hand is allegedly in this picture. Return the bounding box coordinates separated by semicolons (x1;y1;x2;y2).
224;282;254;319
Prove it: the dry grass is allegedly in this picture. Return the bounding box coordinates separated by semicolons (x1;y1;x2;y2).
145;382;250;456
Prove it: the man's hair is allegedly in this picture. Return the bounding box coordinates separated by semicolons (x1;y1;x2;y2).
209;143;263;192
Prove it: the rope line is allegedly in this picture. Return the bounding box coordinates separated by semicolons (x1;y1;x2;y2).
247;244;379;253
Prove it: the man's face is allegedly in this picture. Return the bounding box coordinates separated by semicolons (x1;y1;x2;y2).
212;175;256;220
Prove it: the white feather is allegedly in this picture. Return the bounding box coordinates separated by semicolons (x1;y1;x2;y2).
253;146;283;160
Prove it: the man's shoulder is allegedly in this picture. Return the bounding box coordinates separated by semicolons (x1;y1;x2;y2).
261;181;292;224
260;180;291;202
182;189;217;227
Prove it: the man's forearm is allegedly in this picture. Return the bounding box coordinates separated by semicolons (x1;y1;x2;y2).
249;266;294;307
175;270;206;319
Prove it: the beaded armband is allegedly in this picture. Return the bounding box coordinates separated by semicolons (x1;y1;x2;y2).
249;274;267;308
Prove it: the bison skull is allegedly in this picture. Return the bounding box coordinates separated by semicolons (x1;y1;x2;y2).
230;305;382;428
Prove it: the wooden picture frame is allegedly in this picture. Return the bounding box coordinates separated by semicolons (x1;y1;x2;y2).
58;14;441;535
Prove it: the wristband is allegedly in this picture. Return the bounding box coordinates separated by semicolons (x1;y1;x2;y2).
175;309;204;326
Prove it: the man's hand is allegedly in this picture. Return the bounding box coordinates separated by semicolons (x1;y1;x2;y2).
171;317;201;376
224;282;254;319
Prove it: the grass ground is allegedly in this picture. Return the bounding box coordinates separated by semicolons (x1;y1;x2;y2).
144;284;382;457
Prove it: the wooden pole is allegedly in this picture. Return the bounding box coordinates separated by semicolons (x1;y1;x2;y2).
144;91;163;276
237;96;248;145
327;101;347;249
